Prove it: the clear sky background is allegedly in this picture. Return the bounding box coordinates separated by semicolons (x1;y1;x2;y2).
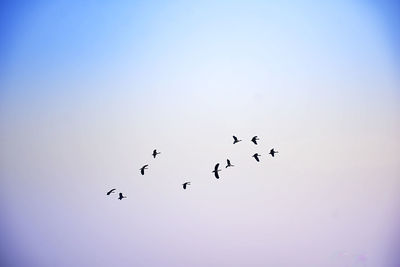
0;0;399;266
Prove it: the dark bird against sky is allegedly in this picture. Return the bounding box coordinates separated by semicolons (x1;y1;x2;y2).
182;182;191;189
118;193;127;200
269;148;278;157
252;153;261;162
226;159;234;168
251;136;259;145
140;165;148;175
232;135;242;144
152;149;160;158
212;163;221;179
106;188;116;195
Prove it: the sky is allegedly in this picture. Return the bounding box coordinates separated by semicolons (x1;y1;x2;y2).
0;0;399;266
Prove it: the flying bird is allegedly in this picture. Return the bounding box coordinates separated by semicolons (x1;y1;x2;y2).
182;182;191;189
118;193;127;200
212;163;221;179
226;159;234;168
140;165;148;175
269;148;278;157
251;136;259;145
106;188;116;195
152;149;161;158
233;136;242;144
252;153;261;162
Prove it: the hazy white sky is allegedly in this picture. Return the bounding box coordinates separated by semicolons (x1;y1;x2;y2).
1;1;399;266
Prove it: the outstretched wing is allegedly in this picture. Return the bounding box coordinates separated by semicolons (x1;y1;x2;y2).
254;155;260;162
107;188;116;195
141;168;145;175
214;171;219;179
227;159;231;165
183;184;186;189
214;163;220;171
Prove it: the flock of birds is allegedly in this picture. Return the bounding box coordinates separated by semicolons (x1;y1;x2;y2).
106;135;278;200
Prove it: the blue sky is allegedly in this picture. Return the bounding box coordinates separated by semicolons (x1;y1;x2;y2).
0;1;399;266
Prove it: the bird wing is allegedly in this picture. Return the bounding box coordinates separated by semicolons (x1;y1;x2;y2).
233;136;238;141
107;189;116;195
227;159;231;165
252;137;258;144
141;168;145;175
214;163;220;171
215;171;219;179
254;155;260;161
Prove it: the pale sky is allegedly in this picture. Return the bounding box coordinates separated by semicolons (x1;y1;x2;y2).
1;1;400;266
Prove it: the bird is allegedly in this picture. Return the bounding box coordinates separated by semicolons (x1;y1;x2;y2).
182;182;191;189
118;193;127;200
140;165;148;175
152;149;161;158
233;136;242;144
251;136;259;145
106;188;116;195
269;148;278;157
226;159;234;168
252;153;261;162
212;163;221;179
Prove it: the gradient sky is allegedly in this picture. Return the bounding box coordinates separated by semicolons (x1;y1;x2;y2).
1;1;399;266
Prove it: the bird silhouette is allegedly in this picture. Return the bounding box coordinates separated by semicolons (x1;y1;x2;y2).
252;153;261;162
106;188;116;195
152;149;161;158
212;163;221;179
182;182;191;189
251;136;259;145
233;136;242;144
118;193;127;200
140;165;148;175
269;148;278;157
226;159;234;168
